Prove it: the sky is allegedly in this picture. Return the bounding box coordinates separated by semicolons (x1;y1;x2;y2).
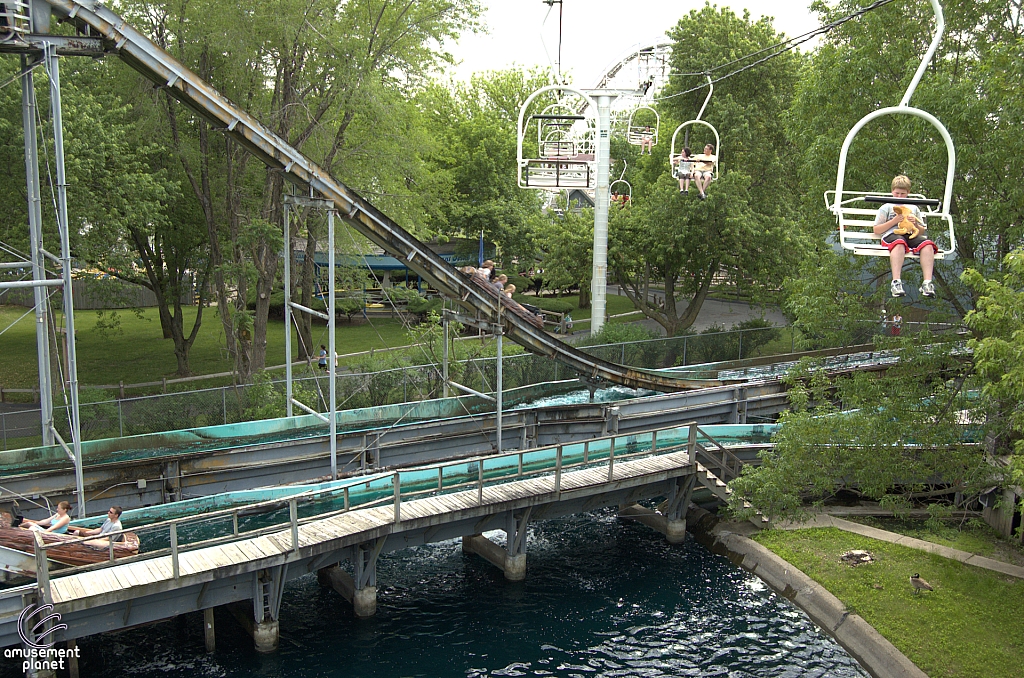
447;0;823;87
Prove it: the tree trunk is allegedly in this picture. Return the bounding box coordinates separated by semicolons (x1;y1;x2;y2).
296;215;317;360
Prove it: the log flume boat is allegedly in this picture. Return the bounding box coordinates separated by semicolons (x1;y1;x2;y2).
0;513;139;568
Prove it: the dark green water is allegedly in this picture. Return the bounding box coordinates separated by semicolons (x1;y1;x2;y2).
40;510;868;677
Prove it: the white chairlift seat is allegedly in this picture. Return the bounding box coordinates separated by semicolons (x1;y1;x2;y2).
518;87;598;190
826;0;957;261
626;106;660;146
823;191;954;260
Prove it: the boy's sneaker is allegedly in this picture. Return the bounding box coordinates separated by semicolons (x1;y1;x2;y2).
919;280;936;297
890;279;906;297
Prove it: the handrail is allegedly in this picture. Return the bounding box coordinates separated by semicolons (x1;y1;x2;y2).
32;420;744;590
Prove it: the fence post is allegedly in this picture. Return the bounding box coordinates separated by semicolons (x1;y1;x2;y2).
1;411;6;451
161;377;167;394
738;331;743;360
118;380;125;400
118;399;124;438
555;445;562;493
393;472;402;524
33;532;51;604
223;388;227;425
607;438;615;481
682;336;687;366
290;498;299;552
170;523;179;579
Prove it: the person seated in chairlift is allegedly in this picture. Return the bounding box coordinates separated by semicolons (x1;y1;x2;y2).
493;273;508;292
639;126;654;155
503;284;516;298
672;147;695;195
691;144;717;200
873;175;937;298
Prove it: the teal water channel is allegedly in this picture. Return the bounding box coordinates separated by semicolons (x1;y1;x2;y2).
41;509;869;678
68;423;776;554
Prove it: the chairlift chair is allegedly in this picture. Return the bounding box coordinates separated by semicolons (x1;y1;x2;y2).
626;106;660;147
609;161;632;205
518;85;598;190
825;0;956;260
667;75;721;181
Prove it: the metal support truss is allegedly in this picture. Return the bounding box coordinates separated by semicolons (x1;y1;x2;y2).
283;195;338;478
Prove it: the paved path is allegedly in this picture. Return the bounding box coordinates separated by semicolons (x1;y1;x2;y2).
606;287;789;335
774;513;1024;580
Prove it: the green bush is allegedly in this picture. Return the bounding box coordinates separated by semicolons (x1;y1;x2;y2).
514;296;575;315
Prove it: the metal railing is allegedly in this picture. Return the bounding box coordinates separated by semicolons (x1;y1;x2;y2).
29;421;736;596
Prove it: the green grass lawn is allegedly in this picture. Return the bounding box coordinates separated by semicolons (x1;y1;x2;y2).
842;516;1024;567
754;527;1024;678
0;305;410;390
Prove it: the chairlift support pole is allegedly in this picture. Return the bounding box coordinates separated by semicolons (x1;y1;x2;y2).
589;91;620;336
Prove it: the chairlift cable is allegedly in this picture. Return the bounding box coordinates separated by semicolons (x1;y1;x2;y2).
654;0;896;101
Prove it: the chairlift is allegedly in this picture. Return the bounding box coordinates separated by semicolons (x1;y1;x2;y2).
610;161;632;206
518;85;598;190
825;0;956;259
668;75;721;181
626;106;660;147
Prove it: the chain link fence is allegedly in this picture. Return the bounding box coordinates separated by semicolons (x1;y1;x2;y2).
3;323;962;451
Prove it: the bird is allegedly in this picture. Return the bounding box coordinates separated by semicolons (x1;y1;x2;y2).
910;574;933;594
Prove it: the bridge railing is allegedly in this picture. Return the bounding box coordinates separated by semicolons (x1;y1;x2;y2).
31;421;749;594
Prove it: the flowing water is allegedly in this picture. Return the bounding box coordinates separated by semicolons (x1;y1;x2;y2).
54;509;868;678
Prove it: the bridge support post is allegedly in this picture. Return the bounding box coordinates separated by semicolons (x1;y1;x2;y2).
229;564;287;652
318;538;385;617
66;639;79;678
619;476;696;544
204;607;215;653
463;508;531;581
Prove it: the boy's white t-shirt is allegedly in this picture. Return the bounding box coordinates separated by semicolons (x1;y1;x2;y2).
875;203;923;238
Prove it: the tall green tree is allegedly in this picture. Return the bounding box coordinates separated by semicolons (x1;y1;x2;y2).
607;3;802;336
419;69;550;267
116;0;479;380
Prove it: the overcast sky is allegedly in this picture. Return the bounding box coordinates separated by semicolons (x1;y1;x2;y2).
447;0;822;87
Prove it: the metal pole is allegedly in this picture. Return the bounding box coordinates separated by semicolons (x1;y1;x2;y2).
590;92;616;336
442;315;449;398
283;202;293;417
22;55;54;447
496;328;502;452
328;210;337;479
46;46;86;518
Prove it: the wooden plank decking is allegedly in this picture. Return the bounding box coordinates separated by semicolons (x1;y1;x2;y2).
48;451;693;607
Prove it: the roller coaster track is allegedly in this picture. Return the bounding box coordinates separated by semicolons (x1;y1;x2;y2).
42;0;711;393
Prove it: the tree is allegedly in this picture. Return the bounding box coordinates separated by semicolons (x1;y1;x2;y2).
117;0;480;381
963;249;1024;486
729;338;989;522
535;204;593;304
607;4;803;336
611;172;797;336
419;69;550;267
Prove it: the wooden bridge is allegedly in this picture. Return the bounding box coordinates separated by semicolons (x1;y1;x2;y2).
1;422;756;668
